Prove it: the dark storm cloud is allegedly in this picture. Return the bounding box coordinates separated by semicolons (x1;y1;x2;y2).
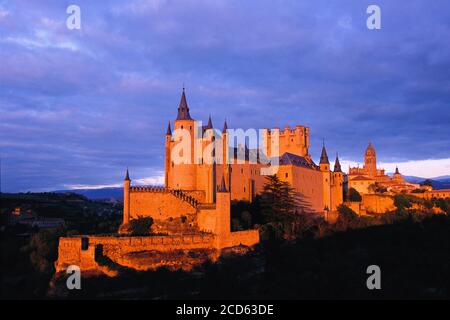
1;0;449;191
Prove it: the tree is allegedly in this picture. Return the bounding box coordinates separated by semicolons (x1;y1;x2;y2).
394;195;412;212
120;217;154;236
23;229;63;275
335;204;359;231
259;175;300;240
348;188;362;202
420;179;433;187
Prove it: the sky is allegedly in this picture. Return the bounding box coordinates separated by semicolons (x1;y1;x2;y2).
0;0;449;192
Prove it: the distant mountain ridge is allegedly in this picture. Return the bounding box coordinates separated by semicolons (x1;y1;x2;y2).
56;175;450;200
386;174;450;190
55;187;124;201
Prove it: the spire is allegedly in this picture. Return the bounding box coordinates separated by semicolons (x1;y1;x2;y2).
218;175;227;192
166;121;172;135
124;168;130;181
334;153;342;172
176;87;193;120
222;119;228;133
320;142;330;164
206;114;213;129
395;166;400;174
365;141;376;155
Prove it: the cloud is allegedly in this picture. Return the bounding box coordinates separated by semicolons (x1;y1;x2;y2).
1;0;449;191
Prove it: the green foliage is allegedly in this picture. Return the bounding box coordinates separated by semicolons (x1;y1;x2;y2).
241;211;252;228
128;217;154;236
259;222;284;242
420;179;433;187
260;175;299;223
23;229;63;275
230;200;261;231
394;194;412;212
348;188;362;202
259;175;301;240
411;189;425;193
435;198;449;214
231;218;243;231
335;204;359;231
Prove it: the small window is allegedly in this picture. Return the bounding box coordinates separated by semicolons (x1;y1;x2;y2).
285;173;288;178
244;187;246;192
181;125;184;129
81;237;89;251
241;168;244;174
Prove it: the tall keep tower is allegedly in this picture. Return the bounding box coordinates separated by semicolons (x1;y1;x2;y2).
330;154;344;211
319;143;331;211
167;88;198;190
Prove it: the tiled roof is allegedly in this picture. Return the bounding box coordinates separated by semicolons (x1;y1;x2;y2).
351;175;374;181
320;145;330;164
279;152;318;170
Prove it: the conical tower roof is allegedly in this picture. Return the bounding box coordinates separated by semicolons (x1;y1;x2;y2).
176;88;193;120
334;154;342;172
320;144;330;164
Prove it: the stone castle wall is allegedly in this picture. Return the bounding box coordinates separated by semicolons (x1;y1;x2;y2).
128;188;202;221
362;194;395;214
55;234;216;272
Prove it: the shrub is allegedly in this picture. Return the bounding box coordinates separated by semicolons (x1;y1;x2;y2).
348;188;362;202
335;204;360;231
394;195;412;212
127;217;154;236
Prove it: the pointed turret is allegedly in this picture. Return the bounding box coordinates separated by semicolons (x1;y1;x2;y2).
222;119;228;133
176;88;193;120
218;175;227;192
334;154;342;172
166;121;172;135
123;168;131;224
395;166;400;174
124;168;130;181
206;114;213;129
320;144;330;165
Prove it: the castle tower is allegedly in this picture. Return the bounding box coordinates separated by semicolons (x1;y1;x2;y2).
319;143;331;212
169;88;197;190
123;168;131;224
319;143;330;172
165;121;172;187
364;142;377;177
222;119;230;191
215;175;231;248
331;154;344;211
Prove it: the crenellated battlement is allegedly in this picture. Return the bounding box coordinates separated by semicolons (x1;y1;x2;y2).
261;125;309;136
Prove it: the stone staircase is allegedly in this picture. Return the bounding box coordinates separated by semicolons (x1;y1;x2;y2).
130;186;200;208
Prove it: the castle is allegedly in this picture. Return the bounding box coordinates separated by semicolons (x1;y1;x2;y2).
55;89;345;273
54;89;448;274
124;88;345;221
